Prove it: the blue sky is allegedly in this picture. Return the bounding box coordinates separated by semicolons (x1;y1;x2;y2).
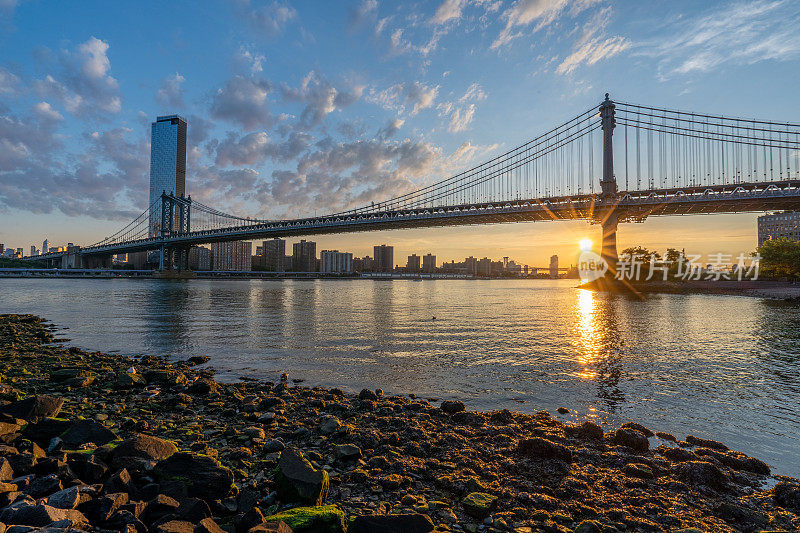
1;0;799;265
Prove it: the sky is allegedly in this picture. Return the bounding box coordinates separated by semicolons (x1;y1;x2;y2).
1;0;799;267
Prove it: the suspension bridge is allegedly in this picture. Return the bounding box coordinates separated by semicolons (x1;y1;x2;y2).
27;94;800;270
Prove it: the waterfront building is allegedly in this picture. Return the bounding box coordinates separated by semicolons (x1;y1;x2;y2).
15;248;23;258
354;256;374;272
758;212;800;245
407;254;421;273
262;238;286;271
292;240;316;272
42;239;49;254
189;246;211;270
30;246;36;257
464;256;478;276
550;255;559;279
320;250;353;273
0;244;4;257
422;253;436;273
149;115;187;237
211;241;252;271
373;244;394;272
477;257;492;276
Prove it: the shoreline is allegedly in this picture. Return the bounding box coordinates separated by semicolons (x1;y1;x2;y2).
0;314;798;532
579;278;800;300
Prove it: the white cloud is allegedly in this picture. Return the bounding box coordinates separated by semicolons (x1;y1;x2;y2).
491;0;600;50
156;72;185;107
557;35;629;74
236;0;297;38
0;67;20;95
210;75;274;130
369;81;439;116
34;37;121;117
432;0;468;24
648;0;800;78
234;47;266;74
437;83;486;132
32;102;63;124
280;71;364;127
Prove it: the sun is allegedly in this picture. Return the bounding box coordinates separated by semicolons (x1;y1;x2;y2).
579;238;593;252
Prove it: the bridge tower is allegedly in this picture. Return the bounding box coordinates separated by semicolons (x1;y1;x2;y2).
158;193;192;271
599;93;618;273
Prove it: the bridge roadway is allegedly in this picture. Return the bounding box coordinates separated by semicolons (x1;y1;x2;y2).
31;179;800;260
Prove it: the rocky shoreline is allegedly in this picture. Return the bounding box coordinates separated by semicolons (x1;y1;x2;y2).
0;314;798;532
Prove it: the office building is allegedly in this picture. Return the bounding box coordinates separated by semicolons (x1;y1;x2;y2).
262;238;286;271
374;244;394;272
292;240;317;272
407;254;421;273
211;241;252;271
550;255;559;279
15;248;23;258
354;256;374;272
42;239;49;254
464;256;478;275
422;253;436;273
189;246;211;270
30;246;36;257
0;244;4;257
320;250;353;273
149;115;187;237
758;212;800;245
477;257;492;276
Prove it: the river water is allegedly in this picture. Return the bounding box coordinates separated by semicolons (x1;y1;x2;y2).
1;278;798;477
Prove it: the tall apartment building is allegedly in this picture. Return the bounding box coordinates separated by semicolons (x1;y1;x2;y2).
406;254;421;273
320;250;353;273
189;246;211;270
464;256;478;276
758;212;800;245
477;257;492;276
549;255;559;279
149;115;187;237
354;256;374;272
292;240;317;272
373;244;394;272
422;253;436;273
211;241;252;271
262;238;286;271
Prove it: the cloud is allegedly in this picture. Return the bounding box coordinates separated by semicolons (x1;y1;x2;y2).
210;75;274;130
556;7;630;75
648;0;800;77
235;0;297;38
0;67;20;95
34;37;121;117
377;118;405;140
437;82;486;132
234;47;266;74
491;0;600;50
186;114;216;146
156;72;185;107
432;0;468;24
280;71;364;127
349;0;378;29
369;81;438;116
212;130;312;167
32;102;64;124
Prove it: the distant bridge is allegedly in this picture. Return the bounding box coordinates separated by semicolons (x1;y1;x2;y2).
29;94;800;270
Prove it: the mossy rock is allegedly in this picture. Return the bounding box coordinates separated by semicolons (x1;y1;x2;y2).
462;492;497;518
264;505;345;533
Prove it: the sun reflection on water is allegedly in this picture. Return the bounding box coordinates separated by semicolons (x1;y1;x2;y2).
575;288;600;380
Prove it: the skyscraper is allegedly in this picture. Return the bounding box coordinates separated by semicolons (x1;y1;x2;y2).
149;115;187;237
422;253;436;273
42;239;49;254
262;238;286;271
292;240;317;272
374;244;394;272
406;254;421;273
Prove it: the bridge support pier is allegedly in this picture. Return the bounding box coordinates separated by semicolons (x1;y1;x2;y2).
600;211;618;275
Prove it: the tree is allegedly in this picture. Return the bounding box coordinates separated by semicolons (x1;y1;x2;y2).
620;246;661;262
756;238;800;279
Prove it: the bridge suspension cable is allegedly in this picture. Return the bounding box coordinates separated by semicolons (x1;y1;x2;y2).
616;101;800;191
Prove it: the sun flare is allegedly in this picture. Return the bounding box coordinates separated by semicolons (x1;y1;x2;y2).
579;238;593;252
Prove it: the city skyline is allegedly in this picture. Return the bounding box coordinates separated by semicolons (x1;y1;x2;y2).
1;1;800;265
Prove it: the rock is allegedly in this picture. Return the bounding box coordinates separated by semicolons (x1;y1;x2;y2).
59;419;118;448
673;461;727;490
619;422;654;437
144;370;187;386
275;448;329;505
658;446;697;463
611;428;649;452
349;514;434;533
686;435;727;451
188;378;218;395
187;356;210;366
103;468;133;494
263;439;285;453
556;407;569;414
318;416;341;435
248;521;293;533
0;458;13;482
142;494;180;525
623;463;654;479
516;437;572;463
175;497;212;522
153;520;195;533
45;486;81;509
21;418;71;448
78;492;129;522
24;474;61;498
440;400;465;414
0;396;63;422
116;372;147;388
153;453;235;501
263;505;345;533
110;433;178;466
774;480;800;512
574;520;602;533
0;502;86;528
462;492;498;518
236;507;265;532
359;389;378;401
196;517;227;533
333;444;361;460
244;427;265;440
564;421;604;441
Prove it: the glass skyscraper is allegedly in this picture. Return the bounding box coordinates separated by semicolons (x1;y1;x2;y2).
149;115;187;236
